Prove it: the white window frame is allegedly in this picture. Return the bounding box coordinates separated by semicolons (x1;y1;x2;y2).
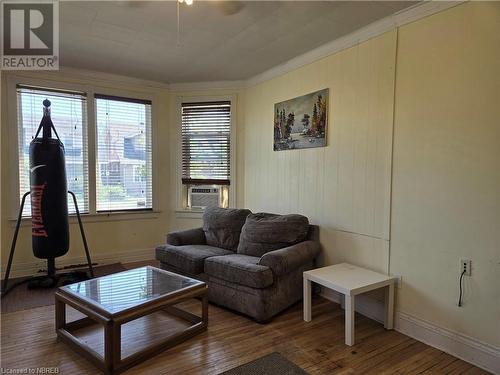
94;92;154;213
175;94;237;218
6;74;159;223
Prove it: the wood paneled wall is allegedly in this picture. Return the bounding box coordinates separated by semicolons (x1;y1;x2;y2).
241;31;397;273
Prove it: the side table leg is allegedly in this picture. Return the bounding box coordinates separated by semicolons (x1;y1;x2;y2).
384;282;395;330
303;277;312;322
345;294;355;346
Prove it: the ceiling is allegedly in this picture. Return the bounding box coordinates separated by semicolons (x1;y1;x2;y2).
60;1;417;83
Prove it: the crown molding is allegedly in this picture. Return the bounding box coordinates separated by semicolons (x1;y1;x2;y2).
59;66;171;90
245;1;465;88
168;80;245;92
3;66;171;91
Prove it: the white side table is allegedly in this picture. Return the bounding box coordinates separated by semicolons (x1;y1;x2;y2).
303;263;395;346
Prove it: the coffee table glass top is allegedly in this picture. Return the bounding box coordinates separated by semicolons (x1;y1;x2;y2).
61;266;204;314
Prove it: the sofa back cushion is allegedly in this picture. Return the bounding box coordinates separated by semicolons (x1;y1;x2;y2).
237;213;309;257
203;207;252;251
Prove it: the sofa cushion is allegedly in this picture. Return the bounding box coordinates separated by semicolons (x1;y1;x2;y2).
237;213;309;257
204;254;274;289
155;244;232;275
203;207;252;251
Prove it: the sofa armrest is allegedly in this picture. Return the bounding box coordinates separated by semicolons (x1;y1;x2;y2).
166;227;206;246
258;240;321;276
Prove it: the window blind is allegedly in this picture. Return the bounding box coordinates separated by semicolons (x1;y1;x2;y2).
181;101;231;185
95;94;152;212
16;85;88;217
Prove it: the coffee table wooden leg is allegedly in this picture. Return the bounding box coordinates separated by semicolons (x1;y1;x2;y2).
202;293;208;326
55;297;66;330
345;294;355;346
105;321;121;374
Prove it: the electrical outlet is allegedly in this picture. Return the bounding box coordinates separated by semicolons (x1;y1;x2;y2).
393;275;402;288
460;259;471;276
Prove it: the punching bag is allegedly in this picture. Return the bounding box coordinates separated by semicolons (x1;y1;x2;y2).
29;99;70;260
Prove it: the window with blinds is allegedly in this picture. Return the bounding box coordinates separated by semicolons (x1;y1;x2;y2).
181;101;231;185
95;94;152;212
16;85;88;216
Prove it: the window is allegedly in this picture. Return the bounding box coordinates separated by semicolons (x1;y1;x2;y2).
16;85;88;216
15;85;154;217
95;94;152;212
181;101;231;208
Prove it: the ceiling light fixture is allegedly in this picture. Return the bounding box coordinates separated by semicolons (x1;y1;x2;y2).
177;0;193;46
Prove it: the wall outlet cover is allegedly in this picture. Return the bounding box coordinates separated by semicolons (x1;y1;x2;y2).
460;259;472;276
393;275;403;288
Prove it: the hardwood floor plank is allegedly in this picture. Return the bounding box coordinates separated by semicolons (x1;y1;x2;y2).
420;355;460;374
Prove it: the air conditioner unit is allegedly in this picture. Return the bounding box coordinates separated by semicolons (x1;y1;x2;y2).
188;186;220;209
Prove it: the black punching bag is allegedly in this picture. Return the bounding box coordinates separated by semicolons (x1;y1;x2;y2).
29;99;70;260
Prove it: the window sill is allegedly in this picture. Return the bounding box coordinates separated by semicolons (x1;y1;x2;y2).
175;209;204;219
9;210;161;227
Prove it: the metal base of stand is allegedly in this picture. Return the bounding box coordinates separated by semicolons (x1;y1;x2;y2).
1;191;94;298
26;270;89;289
27;275;59;289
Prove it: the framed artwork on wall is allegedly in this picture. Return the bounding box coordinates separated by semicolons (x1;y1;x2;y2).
273;88;328;151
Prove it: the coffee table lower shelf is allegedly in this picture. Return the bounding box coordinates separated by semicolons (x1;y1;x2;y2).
55;287;208;375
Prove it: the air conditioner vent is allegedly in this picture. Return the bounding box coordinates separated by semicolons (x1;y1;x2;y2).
188;186;220;209
191;188;218;194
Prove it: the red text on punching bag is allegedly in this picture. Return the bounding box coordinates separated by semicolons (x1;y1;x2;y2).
31;183;48;237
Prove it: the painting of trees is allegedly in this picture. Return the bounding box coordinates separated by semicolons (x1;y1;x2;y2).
273;88;329;151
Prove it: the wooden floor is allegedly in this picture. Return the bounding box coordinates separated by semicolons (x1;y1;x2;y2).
1;261;488;375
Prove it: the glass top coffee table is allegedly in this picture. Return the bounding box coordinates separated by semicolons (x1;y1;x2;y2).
55;266;207;375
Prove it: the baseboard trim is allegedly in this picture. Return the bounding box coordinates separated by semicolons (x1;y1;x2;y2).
397;312;500;374
1;248;155;279
320;289;500;374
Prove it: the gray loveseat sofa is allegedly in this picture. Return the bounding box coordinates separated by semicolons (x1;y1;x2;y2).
155;207;321;322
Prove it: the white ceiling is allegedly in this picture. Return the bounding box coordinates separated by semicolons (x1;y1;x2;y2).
60;1;417;83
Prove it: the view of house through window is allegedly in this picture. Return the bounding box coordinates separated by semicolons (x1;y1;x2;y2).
16;86;88;216
95;95;152;212
16;86;153;216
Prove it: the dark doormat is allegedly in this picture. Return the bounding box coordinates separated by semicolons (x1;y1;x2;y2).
1;263;126;314
219;352;310;375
